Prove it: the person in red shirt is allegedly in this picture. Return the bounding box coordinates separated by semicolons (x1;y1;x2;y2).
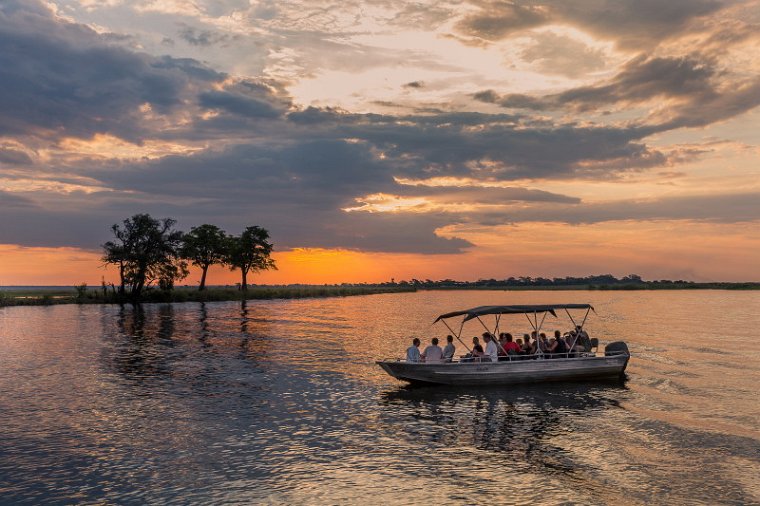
501;333;522;355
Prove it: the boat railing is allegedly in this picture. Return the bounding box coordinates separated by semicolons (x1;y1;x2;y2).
384;349;630;363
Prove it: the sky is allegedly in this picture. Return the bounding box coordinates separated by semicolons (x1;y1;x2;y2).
0;0;759;285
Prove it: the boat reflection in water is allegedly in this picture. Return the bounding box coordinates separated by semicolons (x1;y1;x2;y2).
381;380;627;451
377;381;644;505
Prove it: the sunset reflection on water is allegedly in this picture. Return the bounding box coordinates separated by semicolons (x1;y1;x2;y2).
0;291;759;504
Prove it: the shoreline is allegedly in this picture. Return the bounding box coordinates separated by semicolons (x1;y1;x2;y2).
0;285;416;307
1;282;758;307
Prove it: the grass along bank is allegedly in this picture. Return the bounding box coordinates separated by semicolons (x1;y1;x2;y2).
0;285;416;307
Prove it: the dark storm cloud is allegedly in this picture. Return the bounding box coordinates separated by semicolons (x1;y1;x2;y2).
457;0;722;49
0;0;224;142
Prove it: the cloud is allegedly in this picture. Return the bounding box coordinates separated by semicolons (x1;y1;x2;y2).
0;147;33;166
391;185;581;204
519;31;609;79
0;190;36;209
456;1;549;41
479;55;715;110
177;23;238;47
466;192;760;225
476;52;760;130
0;0;757;262
198;80;288;119
0;0;224;143
456;0;722;50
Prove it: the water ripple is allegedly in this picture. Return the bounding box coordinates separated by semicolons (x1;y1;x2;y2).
1;292;759;504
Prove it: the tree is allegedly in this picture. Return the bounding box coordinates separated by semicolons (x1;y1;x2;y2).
226;226;277;291
102;214;186;299
181;224;229;290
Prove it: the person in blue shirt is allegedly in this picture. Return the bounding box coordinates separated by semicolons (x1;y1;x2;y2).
406;338;421;362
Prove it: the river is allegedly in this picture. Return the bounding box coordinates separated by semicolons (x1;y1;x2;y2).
1;290;758;504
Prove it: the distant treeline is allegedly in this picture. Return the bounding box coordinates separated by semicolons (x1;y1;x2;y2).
379;274;760;290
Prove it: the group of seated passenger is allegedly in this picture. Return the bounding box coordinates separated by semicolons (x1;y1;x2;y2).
406;335;457;363
539;327;592;357
406;326;592;363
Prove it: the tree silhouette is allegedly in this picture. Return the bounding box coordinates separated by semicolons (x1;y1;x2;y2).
181;224;228;290
102;214;186;299
226;226;277;291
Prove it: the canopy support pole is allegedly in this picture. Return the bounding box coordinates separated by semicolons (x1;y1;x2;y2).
493;313;509;358
475;315;509;358
525;313;535;330
538;311;548;332
441;318;471;354
579;307;591;329
564;308;578;328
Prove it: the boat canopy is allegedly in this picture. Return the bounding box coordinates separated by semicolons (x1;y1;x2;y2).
434;304;594;323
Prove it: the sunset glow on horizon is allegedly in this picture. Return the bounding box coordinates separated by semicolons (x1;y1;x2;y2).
1;0;759;285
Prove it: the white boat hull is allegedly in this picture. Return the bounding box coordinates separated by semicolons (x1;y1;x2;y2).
377;354;629;386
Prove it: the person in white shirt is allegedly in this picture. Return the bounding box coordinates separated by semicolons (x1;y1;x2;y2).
442;335;456;362
483;333;498;362
422;337;444;363
406;338;421;362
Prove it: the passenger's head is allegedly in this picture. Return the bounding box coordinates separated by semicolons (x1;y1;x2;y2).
412;338;420;346
432;337;439;345
554;330;561;338
523;333;530;341
447;335;453;343
483;334;492;342
506;333;513;342
516;338;523;345
540;332;547;339
472;336;480;344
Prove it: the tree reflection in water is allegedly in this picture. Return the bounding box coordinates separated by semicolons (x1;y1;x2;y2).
110;303;172;382
157;304;174;344
198;302;211;349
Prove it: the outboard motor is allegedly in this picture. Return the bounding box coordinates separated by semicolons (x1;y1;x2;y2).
605;341;630;357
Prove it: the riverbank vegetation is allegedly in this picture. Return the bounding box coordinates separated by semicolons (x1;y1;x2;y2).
0;285;417;307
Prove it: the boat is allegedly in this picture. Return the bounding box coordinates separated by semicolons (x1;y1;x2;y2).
376;304;630;386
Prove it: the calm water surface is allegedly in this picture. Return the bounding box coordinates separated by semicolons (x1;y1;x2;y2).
1;290;759;505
